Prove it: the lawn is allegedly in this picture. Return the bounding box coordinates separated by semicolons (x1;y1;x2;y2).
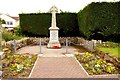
95;47;119;57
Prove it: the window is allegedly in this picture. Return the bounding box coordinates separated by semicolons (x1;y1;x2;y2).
6;22;9;25
6;21;13;25
10;22;13;25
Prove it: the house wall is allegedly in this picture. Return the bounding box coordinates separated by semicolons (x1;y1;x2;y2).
0;14;18;28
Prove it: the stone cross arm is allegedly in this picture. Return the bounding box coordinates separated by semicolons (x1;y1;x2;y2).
50;5;58;12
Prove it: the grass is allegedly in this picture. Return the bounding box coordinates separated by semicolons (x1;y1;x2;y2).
95;46;119;57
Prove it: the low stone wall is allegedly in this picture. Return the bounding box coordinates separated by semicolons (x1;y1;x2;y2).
69;37;102;52
2;38;28;51
2;37;50;52
2;37;102;52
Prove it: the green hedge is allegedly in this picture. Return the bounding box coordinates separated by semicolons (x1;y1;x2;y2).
57;13;80;37
19;13;80;37
19;2;120;42
19;13;51;37
78;2;120;42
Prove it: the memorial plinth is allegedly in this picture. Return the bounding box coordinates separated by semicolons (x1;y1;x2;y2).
47;5;61;48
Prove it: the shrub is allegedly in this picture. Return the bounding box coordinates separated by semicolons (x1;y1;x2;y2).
2;29;21;42
14;26;24;36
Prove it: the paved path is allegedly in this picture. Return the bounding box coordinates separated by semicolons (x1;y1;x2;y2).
17;46;119;78
29;57;88;78
17;46;79;57
17;46;88;78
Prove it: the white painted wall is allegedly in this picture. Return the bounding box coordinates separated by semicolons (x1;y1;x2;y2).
0;14;18;29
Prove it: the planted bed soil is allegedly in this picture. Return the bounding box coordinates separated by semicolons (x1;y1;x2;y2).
2;53;37;78
75;52;120;75
73;45;90;53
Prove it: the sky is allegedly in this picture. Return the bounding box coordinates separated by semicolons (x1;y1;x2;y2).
0;0;119;16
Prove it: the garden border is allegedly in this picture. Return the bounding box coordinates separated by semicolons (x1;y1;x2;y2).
74;56;119;78
74;57;89;76
28;55;39;78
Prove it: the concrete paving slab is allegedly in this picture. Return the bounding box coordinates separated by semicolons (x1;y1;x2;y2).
30;57;88;78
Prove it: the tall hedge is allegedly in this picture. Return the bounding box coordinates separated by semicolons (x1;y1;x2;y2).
19;13;80;37
19;13;51;37
57;13;80;37
78;2;120;42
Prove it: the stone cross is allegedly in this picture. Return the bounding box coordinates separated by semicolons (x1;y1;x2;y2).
50;5;58;28
47;5;61;48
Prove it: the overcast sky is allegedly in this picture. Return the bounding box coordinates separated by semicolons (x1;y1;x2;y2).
0;0;119;16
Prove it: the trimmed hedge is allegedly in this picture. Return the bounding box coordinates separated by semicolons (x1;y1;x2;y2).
78;2;120;42
19;13;51;37
57;13;80;37
19;13;80;37
19;2;120;42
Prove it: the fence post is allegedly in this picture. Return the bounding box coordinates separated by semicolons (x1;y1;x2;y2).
39;38;42;54
13;39;16;54
90;40;94;52
66;38;68;54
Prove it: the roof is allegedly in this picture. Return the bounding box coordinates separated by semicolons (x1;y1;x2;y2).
10;16;19;21
0;13;19;21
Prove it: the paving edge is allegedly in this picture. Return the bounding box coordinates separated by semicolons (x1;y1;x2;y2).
65;54;74;57
90;74;119;78
28;55;39;78
74;57;89;77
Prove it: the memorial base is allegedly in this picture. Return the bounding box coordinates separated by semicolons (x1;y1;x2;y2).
47;41;61;48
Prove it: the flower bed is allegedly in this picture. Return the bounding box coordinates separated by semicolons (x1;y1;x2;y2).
75;52;120;75
1;52;37;78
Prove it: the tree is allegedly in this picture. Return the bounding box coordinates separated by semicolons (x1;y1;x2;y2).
1;19;6;24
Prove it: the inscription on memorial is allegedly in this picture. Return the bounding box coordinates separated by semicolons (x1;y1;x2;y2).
51;31;57;40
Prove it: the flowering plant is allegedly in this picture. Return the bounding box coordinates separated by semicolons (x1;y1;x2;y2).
2;53;37;78
53;46;59;49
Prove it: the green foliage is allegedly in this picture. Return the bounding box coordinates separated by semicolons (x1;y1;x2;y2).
1;19;6;24
19;13;51;37
102;41;118;48
19;13;80;37
76;52;119;75
78;2;120;42
57;13;80;37
106;65;115;73
2;29;21;42
14;26;24;36
2;50;37;78
95;41;119;57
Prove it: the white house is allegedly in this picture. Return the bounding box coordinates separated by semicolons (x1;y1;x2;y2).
0;13;19;30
